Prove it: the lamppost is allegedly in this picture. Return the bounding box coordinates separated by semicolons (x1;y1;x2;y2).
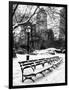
26;25;31;61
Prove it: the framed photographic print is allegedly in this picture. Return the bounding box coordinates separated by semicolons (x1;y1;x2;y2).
9;1;67;89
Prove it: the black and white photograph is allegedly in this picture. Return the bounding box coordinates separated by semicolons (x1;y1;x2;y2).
9;1;67;88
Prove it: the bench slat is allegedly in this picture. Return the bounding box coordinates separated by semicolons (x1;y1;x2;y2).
18;56;62;82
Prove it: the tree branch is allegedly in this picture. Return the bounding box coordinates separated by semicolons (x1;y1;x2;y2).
13;6;39;29
13;4;19;17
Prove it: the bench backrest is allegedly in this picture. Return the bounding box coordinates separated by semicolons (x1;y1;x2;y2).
18;56;60;69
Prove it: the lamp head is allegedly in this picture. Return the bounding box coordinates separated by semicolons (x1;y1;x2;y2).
26;25;31;32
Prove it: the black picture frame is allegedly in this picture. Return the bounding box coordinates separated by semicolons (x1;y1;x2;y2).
9;1;67;89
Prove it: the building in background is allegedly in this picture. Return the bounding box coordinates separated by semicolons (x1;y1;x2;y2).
36;8;48;40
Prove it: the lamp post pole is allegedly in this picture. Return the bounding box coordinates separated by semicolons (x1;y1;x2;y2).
26;26;31;61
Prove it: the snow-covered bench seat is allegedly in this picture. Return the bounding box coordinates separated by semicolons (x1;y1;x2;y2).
18;56;62;82
19;56;60;69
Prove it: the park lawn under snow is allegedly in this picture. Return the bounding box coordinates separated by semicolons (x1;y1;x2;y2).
13;48;65;86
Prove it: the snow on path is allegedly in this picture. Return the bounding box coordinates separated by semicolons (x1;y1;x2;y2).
13;53;65;86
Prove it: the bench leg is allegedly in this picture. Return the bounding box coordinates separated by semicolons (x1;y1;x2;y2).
41;73;45;77
31;67;35;71
22;70;24;82
37;72;45;77
31;66;36;71
42;64;44;67
23;77;35;82
30;78;35;82
22;78;24;82
49;68;53;72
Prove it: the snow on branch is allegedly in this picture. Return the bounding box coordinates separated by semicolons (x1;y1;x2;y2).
13;6;39;29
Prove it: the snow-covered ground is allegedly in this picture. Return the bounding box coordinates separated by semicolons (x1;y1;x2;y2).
13;49;65;86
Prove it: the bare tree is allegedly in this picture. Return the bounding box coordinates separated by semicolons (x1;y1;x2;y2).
13;6;39;29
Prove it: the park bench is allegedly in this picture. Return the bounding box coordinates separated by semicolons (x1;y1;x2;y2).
18;56;63;82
